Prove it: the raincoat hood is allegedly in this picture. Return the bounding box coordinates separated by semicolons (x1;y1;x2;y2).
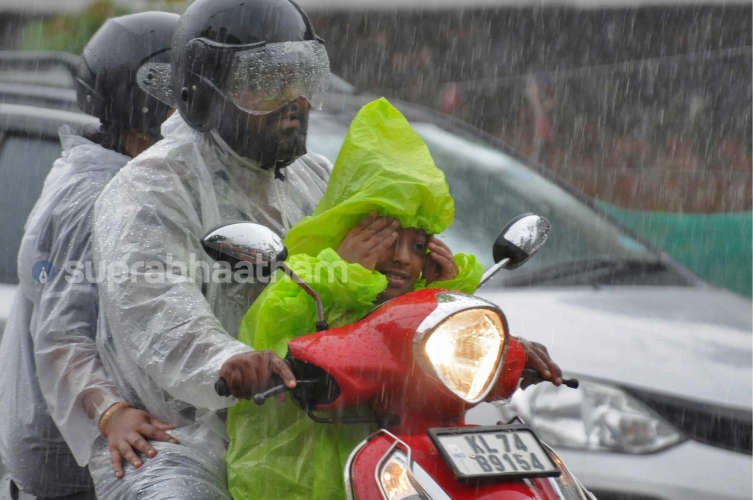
285;98;454;256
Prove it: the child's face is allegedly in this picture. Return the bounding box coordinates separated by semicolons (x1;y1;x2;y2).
375;226;428;300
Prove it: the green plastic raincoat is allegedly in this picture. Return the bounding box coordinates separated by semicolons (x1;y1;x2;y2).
225;98;484;500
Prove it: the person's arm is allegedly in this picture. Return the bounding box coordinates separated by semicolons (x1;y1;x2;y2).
517;338;563;389
31;174;176;477
225;248;388;399
486;337;564;400
92;166;252;411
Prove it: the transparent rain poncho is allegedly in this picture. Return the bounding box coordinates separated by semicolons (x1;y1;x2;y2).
0;128;129;496
87;112;331;498
226;98;485;500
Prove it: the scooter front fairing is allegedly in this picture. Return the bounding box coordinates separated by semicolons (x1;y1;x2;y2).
286;289;521;424
285;289;589;499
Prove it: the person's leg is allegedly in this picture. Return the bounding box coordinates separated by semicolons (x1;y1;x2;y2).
37;489;96;500
88;424;230;500
7;479;95;500
3;448;92;500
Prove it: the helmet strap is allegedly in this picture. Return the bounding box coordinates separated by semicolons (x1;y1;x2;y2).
274;164;286;181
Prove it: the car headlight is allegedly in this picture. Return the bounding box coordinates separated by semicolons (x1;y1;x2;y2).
422;308;506;403
512;377;683;454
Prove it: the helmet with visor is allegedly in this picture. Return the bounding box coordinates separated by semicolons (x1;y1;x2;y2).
76;11;178;148
139;0;329;169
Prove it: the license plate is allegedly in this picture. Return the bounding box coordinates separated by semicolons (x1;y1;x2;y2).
428;424;561;480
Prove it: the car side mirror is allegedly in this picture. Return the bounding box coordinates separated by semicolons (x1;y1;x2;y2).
479;213;551;286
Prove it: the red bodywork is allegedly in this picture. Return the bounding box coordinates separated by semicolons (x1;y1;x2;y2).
287;288;551;499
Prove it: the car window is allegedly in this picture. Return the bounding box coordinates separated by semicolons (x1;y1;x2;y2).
309;111;690;287
0;133;60;284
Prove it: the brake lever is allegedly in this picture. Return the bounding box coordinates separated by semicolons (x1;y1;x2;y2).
214;373;287;400
252;382;289;405
215;374;323;406
253;378;321;406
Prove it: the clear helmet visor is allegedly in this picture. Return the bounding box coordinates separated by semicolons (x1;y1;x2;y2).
226;39;329;115
137;60;174;106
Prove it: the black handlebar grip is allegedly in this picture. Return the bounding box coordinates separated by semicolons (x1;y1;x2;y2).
215;377;230;397
562;377;579;389
522;368;579;389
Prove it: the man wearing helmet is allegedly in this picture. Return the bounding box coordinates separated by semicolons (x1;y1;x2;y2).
0;12;178;500
88;0;332;498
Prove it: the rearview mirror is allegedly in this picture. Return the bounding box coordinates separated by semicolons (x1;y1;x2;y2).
479;213;551;286
201;222;329;330
493;213;551;269
202;222;287;275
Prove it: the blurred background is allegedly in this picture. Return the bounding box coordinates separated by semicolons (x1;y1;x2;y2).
0;0;750;297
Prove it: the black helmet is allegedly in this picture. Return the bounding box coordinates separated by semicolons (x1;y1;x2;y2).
76;11;178;139
171;0;319;132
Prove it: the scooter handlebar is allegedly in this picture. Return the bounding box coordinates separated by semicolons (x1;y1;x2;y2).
215;377;230;397
522;368;579;389
561;377;579;389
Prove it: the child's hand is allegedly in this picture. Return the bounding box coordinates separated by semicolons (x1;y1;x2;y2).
423;237;458;283
337;212;399;270
100;405;177;479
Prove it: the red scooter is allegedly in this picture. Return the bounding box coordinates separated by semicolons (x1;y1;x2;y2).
204;214;594;500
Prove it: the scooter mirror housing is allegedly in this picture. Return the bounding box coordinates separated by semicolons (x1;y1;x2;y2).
492;213;551;269
202;222;329;331
479;213;550;287
202;222;288;275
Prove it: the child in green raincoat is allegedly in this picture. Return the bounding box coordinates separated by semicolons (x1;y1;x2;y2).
225;98;501;499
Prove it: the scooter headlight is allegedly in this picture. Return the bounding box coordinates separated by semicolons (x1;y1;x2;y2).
422;308;506;403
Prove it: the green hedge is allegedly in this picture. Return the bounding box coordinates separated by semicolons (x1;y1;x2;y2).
19;1;129;53
598;201;752;297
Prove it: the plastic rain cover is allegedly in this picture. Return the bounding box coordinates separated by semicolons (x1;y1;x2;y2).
0;129;128;496
87;112;330;498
